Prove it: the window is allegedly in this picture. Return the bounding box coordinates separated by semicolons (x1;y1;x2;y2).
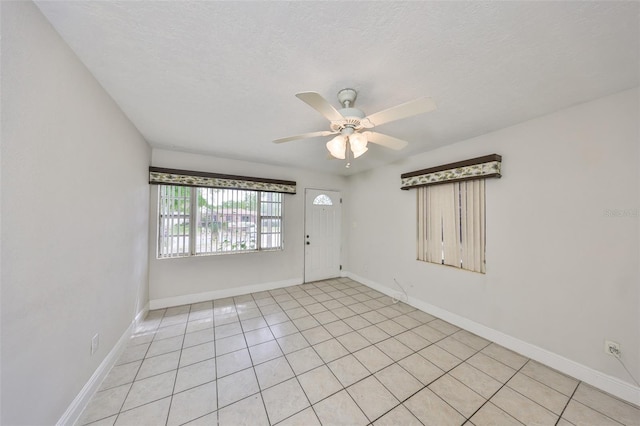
405;154;499;273
158;185;283;258
312;194;333;205
417;180;485;273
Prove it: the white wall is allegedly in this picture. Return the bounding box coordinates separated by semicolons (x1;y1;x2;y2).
1;2;151;424
348;88;639;397
148;149;348;307
3;1;636;421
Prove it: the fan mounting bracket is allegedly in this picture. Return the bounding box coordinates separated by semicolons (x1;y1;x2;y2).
337;88;357;108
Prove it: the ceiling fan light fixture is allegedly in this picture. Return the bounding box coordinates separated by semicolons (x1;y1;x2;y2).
274;89;437;165
348;132;368;158
349;132;367;149
351;145;368;159
326;135;346;159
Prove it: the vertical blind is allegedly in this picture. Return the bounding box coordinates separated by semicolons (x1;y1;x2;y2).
417;180;486;273
158;185;191;258
157;186;283;258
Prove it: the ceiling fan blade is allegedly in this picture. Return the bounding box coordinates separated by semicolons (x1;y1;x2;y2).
273;130;337;144
364;131;409;150
364;97;436;127
295;92;344;122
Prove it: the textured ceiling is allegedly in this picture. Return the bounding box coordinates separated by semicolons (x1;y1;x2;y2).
36;1;639;176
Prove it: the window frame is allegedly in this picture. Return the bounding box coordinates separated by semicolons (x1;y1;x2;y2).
156;185;284;259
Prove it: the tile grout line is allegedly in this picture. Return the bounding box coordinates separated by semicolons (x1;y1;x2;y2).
554;382;580;426
560;391;627;426
102;311;163;426
214;302;244;419
178;281;464;424
298;284;380;426
299;292;525;425
102;278;624;426
162;305;192;426
272;281;356;424
273;281;375;424
178;301;218;425
261;311;321;424
456;359;528;426
505;363;586;424
267;283;438;424
285;282;412;424
238;293;275;426
111;314;161;426
283;282;431;421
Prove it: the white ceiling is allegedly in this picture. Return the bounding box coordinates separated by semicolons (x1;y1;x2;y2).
36;1;639;176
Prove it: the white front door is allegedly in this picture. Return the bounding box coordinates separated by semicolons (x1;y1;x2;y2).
304;189;341;283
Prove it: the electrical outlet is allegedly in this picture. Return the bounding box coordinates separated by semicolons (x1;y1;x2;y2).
91;334;99;355
604;340;621;358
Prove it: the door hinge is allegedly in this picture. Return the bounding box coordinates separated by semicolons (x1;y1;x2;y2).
340;265;342;270
340;198;342;204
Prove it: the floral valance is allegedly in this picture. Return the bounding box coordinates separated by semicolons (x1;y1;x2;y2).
401;154;501;190
149;167;296;194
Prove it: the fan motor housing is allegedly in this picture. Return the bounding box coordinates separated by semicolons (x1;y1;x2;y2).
330;107;368;132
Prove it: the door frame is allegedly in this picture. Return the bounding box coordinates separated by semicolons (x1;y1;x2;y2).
303;188;342;283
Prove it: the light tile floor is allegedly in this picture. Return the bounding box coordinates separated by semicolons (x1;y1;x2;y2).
79;278;640;426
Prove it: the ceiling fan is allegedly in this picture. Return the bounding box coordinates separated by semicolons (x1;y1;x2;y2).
273;88;436;165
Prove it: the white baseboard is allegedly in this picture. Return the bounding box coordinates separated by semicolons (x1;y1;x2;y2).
346;271;640;406
149;278;303;310
135;302;150;328
57;305;147;426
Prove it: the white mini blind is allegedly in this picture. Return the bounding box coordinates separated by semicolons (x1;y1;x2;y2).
418;180;485;273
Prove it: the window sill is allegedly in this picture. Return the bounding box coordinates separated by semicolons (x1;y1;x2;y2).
157;248;283;260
